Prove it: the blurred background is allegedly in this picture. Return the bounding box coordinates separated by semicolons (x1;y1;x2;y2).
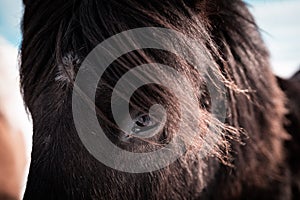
0;0;299;198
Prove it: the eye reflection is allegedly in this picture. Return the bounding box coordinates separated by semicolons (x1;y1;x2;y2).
118;104;167;142
136;114;151;127
131;113;158;134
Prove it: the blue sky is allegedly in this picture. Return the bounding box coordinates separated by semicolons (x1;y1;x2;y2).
0;0;23;46
0;0;299;77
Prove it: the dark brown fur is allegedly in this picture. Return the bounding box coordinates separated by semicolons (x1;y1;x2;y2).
21;0;299;199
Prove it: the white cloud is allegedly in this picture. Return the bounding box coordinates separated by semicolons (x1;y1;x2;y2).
0;36;32;137
0;36;32;195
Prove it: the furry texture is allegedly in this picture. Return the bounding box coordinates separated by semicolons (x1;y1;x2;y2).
278;72;300;200
21;0;299;199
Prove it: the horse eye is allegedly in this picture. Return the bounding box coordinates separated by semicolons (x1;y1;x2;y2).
119;108;165;141
135;114;152;127
131;114;157;134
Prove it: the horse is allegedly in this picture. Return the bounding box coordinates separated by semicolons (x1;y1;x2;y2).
20;0;300;199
